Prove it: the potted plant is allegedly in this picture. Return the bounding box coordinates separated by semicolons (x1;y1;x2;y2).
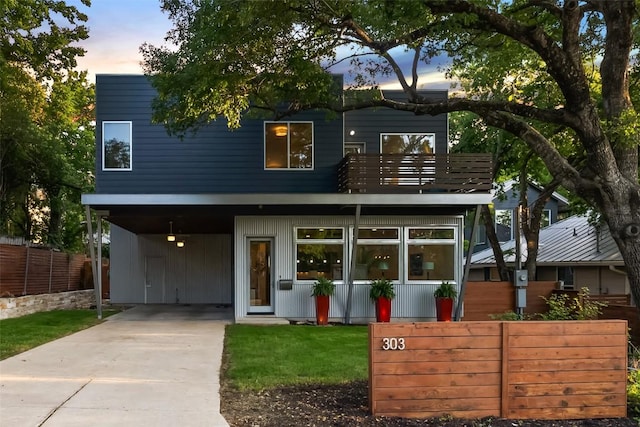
434;281;457;322
369;279;395;322
311;277;335;325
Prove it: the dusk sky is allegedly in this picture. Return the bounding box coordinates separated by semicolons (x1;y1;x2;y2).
71;0;171;82
71;0;450;89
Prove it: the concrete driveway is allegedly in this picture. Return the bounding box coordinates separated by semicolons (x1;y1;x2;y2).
0;305;233;427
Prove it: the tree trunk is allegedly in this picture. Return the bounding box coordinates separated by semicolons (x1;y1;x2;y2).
481;204;510;281
600;199;640;307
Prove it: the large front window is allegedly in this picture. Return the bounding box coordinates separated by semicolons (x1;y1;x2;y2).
102;121;132;170
354;228;400;280
296;228;344;281
265;122;313;169
406;228;455;281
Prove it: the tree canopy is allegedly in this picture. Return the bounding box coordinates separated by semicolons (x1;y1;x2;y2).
142;0;640;311
0;0;94;250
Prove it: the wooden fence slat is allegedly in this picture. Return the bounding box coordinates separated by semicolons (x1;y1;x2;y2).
506;320;627;336
373;336;502;351
509;334;627;348
508;369;626;385
375;373;501;388
375;385;500;400
509;358;625;372
509;346;625;360
511;382;625;397
505;405;626;420
375;397;500;413
371;348;500;362
373;360;501;375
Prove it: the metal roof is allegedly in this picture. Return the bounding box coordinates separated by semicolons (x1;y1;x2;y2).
469;215;623;266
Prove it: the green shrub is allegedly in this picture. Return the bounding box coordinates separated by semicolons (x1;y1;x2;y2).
538;287;606;320
489;311;527;321
629;344;640;421
628;368;640;421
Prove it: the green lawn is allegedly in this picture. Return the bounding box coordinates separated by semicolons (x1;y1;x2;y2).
223;324;369;390
0;309;119;360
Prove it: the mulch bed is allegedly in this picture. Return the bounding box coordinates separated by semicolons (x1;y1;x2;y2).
220;380;638;427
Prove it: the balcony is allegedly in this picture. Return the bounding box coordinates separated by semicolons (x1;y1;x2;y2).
338;153;493;194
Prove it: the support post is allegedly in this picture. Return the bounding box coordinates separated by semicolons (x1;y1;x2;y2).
454;204;482;321
344;204;361;325
96;213;103;320
85;206;101;319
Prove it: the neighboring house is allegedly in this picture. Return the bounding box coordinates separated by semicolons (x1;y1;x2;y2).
468;215;630;298
468;180;570;253
82;75;493;322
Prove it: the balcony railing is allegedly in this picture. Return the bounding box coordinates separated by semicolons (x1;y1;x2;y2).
338;153;493;194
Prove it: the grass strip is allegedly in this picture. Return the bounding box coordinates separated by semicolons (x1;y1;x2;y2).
0;309;119;360
223;324;369;390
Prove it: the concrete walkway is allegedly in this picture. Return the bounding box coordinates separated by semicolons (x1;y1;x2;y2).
0;305;233;427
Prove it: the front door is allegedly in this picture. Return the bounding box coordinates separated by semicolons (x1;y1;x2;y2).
248;239;274;313
145;256;165;303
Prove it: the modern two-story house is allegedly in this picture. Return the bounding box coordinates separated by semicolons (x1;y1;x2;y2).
82;75;493;322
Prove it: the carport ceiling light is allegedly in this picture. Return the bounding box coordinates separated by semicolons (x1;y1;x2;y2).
167;221;176;242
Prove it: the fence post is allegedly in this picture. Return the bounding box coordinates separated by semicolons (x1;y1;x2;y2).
23;246;30;296
67;254;71;290
48;249;54;293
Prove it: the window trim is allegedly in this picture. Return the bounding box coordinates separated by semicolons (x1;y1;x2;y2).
102;121;132;171
380;133;436;154
264;121;314;170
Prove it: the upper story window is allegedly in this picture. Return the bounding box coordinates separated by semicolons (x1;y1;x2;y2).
344;142;365;155
381;133;435;154
541;209;551;228
495;209;513;242
102;121;132;171
265;122;313;169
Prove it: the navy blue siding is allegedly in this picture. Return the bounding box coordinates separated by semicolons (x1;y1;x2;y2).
344;91;449;154
95;75;450;194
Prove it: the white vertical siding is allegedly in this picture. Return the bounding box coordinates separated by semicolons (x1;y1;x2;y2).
109;226;232;304
234;215;464;321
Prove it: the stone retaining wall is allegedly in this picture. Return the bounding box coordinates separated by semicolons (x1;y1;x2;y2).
0;290;96;319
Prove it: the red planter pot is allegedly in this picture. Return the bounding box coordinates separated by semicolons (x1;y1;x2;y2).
315;295;330;325
375;297;392;322
435;297;454;322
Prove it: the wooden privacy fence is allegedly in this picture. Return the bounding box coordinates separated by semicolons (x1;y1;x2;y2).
369;321;627;420
0;244;88;297
463;281;557;320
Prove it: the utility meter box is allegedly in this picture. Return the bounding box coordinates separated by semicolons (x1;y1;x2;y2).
515;269;528;287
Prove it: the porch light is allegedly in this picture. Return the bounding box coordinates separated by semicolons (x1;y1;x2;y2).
273;124;288;137
167;221;176;242
177;240;185;248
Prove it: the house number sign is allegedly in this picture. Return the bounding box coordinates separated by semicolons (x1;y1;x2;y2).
381;337;405;350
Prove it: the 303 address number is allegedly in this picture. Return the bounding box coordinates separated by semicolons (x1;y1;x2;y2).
381;337;405;351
